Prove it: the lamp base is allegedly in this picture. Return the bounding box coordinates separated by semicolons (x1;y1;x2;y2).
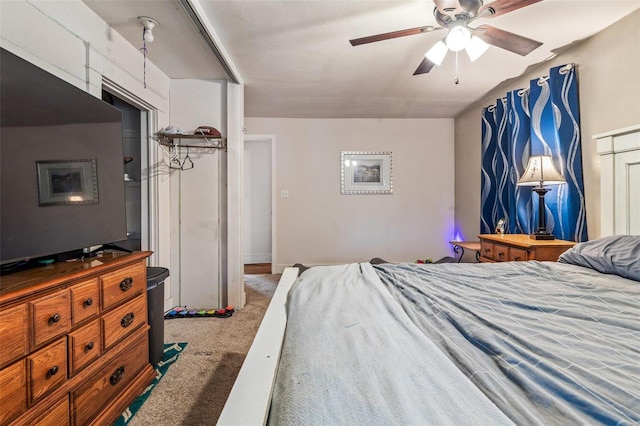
530;233;555;240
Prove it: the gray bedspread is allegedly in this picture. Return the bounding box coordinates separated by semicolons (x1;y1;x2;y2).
268;263;514;425
374;261;640;425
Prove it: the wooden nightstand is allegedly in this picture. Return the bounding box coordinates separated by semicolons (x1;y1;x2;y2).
478;234;576;263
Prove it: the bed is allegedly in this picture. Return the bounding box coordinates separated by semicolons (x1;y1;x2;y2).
218;125;640;425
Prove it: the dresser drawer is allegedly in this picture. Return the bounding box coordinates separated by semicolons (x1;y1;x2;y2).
509;247;528;262
30;290;71;348
32;395;69;426
480;241;494;260
0;359;27;424
494;244;509;262
71;279;100;326
73;329;148;426
0;304;28;368
101;294;147;351
28;337;67;403
68;319;101;376
100;262;146;310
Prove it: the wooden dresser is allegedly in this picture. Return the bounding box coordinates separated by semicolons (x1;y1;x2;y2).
0;252;155;425
479;234;576;263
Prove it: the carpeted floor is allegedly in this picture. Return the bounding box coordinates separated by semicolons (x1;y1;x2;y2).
115;342;188;425
127;274;279;426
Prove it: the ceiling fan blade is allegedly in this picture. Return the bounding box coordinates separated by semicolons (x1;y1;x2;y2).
433;0;461;15
475;25;542;56
350;26;438;46
479;0;542;18
413;57;436;75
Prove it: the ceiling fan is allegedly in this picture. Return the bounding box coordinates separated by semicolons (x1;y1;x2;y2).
350;0;544;76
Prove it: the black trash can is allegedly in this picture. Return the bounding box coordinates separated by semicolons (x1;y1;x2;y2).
147;266;170;368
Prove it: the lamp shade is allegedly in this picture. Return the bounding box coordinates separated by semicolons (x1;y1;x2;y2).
465;35;489;62
517;155;566;186
425;40;448;66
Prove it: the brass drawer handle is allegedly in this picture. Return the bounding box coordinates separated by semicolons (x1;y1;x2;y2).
119;277;134;292
83;297;93;307
85;341;94;351
109;366;125;386
498;252;504;257
121;312;135;328
47;365;59;378
48;313;61;325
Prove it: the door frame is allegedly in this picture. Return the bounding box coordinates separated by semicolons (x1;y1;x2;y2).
244;134;277;273
102;78;160;264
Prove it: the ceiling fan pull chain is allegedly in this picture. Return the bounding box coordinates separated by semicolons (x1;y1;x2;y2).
144;40;147;89
454;51;460;85
140;37;148;89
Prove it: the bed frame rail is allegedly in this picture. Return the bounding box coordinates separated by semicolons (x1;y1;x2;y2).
217;267;299;425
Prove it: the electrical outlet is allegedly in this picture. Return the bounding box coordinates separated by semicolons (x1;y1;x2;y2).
280;190;289;198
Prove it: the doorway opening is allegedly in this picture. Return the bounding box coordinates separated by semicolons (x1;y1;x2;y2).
102;90;144;251
243;136;275;275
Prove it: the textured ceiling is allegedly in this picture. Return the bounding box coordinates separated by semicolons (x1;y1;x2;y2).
84;0;640;118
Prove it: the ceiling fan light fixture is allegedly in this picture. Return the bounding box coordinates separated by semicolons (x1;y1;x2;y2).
465;35;489;61
445;25;471;51
425;40;448;66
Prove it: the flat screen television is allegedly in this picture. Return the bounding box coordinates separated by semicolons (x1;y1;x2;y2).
0;48;127;268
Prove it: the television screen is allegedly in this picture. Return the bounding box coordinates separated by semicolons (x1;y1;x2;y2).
0;48;127;265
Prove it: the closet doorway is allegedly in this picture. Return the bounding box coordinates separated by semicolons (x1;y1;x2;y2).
102;90;147;252
244;136;275;274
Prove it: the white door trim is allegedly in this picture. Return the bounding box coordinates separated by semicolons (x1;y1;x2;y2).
101;77;160;265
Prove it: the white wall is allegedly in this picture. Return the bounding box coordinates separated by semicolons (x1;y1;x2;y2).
0;1;169;108
454;10;640;241
169;79;226;308
245;118;455;272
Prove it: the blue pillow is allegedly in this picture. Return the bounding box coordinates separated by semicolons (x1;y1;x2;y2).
558;235;640;281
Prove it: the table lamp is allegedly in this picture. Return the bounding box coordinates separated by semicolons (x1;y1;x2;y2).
517;155;566;240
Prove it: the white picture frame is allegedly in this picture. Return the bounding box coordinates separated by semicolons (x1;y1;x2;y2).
341;151;393;195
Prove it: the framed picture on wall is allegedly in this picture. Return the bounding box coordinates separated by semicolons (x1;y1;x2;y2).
36;159;99;206
341;151;393;194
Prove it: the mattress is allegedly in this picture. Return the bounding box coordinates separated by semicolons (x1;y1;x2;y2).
269;259;640;425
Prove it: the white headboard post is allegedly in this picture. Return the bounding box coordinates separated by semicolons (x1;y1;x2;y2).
594;125;640;236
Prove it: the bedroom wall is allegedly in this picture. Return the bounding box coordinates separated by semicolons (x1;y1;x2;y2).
454;9;640;241
245;118;455;272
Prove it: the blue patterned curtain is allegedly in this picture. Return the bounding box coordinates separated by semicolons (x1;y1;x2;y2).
507;89;533;234
480;64;588;242
480;105;498;234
